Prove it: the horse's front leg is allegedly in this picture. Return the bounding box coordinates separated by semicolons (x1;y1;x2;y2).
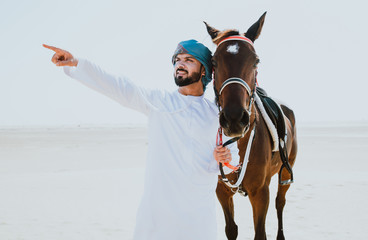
247;181;270;240
216;180;238;240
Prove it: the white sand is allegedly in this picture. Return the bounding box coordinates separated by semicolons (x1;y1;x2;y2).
0;123;367;239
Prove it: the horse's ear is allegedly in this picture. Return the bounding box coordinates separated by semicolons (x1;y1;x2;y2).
244;12;267;42
204;21;220;40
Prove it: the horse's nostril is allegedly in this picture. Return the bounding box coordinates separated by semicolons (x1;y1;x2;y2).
219;112;229;129
240;110;250;126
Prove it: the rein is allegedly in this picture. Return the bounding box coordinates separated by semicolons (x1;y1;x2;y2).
215;77;256;174
214;35;258;190
216;127;241;171
217;125;256;190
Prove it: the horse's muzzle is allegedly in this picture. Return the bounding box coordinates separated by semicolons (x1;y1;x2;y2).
219;108;250;137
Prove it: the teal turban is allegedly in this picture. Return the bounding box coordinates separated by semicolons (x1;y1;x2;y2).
172;39;213;90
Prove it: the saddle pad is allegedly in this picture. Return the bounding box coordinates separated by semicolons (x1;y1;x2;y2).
256;87;286;141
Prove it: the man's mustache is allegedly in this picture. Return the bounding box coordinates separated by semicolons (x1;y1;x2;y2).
176;68;188;74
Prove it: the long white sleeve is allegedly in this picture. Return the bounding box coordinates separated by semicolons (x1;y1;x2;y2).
63;59;156;116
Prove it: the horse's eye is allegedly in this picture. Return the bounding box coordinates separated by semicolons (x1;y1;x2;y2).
254;58;260;68
212;59;217;67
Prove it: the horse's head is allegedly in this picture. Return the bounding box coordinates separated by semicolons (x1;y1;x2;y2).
205;12;266;137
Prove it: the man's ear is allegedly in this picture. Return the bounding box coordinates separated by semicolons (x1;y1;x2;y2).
201;65;206;76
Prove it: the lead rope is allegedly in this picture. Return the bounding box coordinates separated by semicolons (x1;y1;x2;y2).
216;127;240;171
216;126;256;190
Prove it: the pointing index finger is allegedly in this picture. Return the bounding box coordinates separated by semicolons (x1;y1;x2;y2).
43;44;63;53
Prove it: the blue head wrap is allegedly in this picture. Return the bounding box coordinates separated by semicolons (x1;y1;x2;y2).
172;39;213;90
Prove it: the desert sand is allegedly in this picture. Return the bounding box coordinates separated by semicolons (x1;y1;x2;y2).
0;123;367;239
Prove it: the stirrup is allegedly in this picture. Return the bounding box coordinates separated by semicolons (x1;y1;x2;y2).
278;164;294;185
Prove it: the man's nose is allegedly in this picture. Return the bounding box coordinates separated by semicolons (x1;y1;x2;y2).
175;60;185;68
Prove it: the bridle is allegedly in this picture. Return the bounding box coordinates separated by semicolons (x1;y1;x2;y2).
214;35;294;188
217;35;254;48
218;77;256;125
214;35;258;135
214;35;258;187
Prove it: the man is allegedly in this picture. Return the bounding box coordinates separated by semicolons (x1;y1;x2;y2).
43;40;239;240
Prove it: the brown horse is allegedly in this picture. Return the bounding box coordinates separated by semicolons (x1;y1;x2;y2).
205;12;297;240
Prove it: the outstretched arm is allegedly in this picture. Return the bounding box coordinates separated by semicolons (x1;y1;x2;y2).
43;44;156;115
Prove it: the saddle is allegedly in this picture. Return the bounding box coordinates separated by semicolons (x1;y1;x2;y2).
256;87;286;140
255;87;293;185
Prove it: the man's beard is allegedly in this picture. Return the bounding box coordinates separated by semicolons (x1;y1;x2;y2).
174;70;201;87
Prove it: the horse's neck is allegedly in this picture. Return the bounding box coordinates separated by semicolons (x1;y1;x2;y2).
238;106;270;153
254;104;270;135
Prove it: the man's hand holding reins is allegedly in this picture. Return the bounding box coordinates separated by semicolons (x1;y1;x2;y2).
43;44;78;67
213;146;232;165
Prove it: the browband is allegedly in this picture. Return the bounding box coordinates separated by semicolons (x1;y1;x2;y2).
217;36;254;48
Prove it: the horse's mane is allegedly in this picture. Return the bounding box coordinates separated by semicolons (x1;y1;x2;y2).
212;29;241;45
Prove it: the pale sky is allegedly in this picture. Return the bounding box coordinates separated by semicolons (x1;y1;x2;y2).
1;0;367;127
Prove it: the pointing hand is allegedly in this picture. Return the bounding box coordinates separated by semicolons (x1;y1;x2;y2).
43;44;78;67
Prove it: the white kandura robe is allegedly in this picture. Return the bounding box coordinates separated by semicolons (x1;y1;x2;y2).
64;59;240;240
